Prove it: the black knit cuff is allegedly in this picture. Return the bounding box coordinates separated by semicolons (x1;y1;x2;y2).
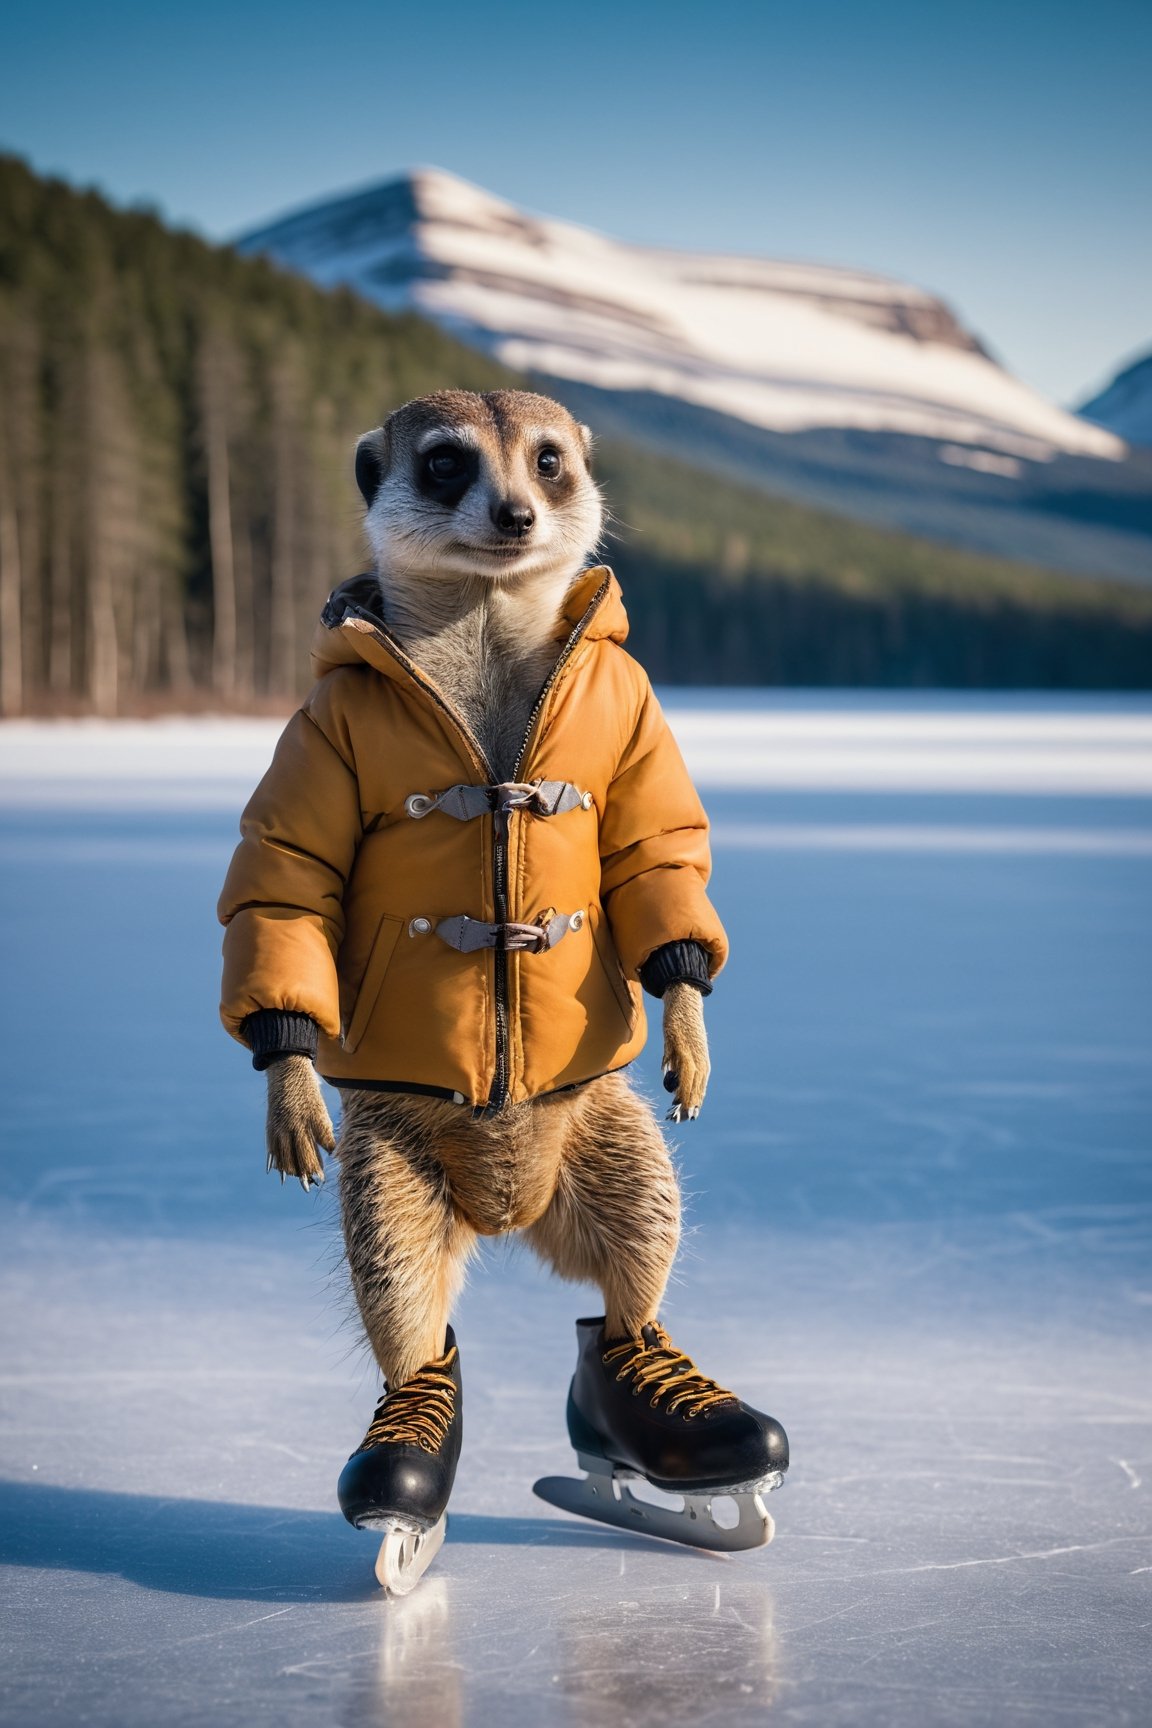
243;1009;320;1072
638;939;714;999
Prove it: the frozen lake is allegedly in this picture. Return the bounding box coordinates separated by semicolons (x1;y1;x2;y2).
2;698;1151;1727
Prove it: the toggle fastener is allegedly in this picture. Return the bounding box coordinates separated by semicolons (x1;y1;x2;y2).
433;911;581;954
404;782;592;821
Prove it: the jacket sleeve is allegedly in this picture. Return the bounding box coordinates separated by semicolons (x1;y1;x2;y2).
598;677;729;983
217;701;363;1045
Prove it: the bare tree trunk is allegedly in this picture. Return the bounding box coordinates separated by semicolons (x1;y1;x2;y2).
0;324;31;716
0;466;23;716
48;499;74;697
86;542;118;715
15;335;44;705
208;425;237;700
47;357;82;700
131;545;161;697
84;344;132;717
233;515;255;703
199;331;239;702
269;359;298;697
163;577;192;695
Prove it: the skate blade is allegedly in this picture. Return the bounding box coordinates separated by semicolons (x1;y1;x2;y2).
374;1512;447;1596
533;1458;777;1554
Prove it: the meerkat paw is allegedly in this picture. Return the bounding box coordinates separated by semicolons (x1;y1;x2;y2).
265;1055;335;1190
661;980;711;1123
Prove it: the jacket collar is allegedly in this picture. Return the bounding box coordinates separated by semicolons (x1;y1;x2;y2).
559;566;629;643
310;565;628;684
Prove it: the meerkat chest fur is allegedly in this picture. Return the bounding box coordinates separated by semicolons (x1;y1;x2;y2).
393;581;565;779
355;389;604;781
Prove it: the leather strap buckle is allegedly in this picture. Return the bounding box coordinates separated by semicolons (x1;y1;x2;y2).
433;910;582;954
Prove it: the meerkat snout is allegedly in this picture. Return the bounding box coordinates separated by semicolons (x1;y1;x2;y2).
492;498;534;538
355;389;603;587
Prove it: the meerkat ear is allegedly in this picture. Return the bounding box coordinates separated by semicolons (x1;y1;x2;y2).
354;427;391;506
576;423;594;466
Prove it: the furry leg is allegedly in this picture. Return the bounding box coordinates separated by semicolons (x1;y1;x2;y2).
337;1091;477;1387
524;1073;681;1337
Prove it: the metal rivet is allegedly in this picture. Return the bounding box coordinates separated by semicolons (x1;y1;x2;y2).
405;793;433;818
569;910;585;932
409;916;432;936
580;790;594;810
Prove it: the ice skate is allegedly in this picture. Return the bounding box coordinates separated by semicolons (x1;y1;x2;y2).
338;1328;462;1596
533;1318;787;1553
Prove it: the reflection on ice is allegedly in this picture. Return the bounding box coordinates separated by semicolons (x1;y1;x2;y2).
344;1580;461;1728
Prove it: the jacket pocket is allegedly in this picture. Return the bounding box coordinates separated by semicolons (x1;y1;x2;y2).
591;904;638;1034
342;913;404;1055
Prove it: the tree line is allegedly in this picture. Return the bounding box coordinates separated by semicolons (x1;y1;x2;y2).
1;152;1149;716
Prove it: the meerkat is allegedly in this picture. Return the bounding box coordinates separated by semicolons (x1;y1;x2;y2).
219;389;788;1593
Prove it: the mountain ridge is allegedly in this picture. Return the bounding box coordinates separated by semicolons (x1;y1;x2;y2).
1078;350;1152;449
238;166;1118;463
238;168;1152;585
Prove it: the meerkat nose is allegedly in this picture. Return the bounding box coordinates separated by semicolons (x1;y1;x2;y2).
493;500;535;536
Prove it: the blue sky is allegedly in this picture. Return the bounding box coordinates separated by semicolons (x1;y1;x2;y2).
2;0;1148;405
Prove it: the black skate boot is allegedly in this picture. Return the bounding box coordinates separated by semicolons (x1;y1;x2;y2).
534;1318;787;1552
338;1327;462;1594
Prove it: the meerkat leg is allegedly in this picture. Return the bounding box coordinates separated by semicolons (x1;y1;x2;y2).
337;1093;476;1388
524;1073;680;1337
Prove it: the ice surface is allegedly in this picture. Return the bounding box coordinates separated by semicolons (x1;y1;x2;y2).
1;700;1150;1726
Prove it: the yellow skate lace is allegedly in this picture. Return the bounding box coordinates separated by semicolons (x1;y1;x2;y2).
361;1346;457;1454
603;1323;738;1419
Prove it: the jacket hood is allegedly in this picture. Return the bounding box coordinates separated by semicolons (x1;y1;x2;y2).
309;565;629;683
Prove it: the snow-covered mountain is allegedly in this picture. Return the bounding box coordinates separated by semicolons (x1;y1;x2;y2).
1078;351;1152;449
239;168;1118;467
238;170;1152;583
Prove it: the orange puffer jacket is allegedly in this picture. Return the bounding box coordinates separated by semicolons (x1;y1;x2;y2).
218;566;728;1109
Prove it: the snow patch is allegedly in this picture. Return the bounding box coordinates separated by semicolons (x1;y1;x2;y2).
4;705;1152;804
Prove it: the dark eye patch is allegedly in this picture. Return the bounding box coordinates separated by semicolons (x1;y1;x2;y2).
416;442;478;507
531;440;579;504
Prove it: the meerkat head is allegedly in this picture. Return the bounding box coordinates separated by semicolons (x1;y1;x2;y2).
354;390;603;593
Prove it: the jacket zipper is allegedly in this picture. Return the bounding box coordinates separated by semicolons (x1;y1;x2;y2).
488;573;611;1111
341;574;611;1113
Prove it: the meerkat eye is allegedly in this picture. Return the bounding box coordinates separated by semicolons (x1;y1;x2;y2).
537;447;562;478
426;445;466;481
